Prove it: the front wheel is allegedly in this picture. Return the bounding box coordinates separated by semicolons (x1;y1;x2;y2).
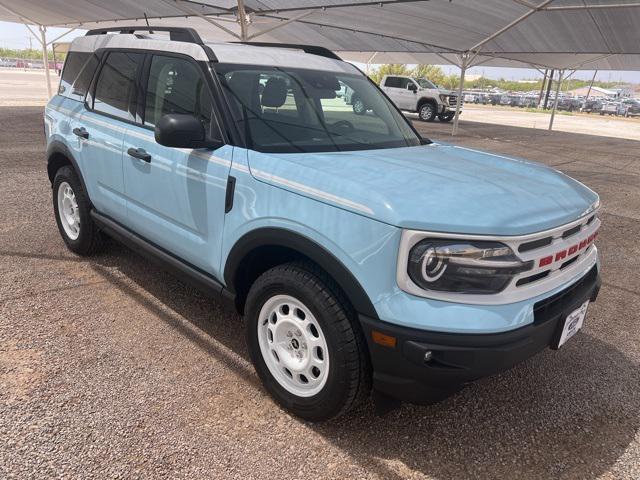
245;262;370;421
418;103;437;122
438;112;455;122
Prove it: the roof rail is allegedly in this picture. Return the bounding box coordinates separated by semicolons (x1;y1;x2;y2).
86;26;204;45
234;42;342;61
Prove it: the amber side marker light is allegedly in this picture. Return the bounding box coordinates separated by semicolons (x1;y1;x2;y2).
372;330;397;348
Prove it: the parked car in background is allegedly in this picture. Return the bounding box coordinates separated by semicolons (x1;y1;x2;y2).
600;101;621;116
581;99;603;114
621;99;640;117
557;98;583;112
380;75;461;122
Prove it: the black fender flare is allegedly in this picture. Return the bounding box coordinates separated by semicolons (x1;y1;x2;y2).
223;227;378;319
46;140;89;195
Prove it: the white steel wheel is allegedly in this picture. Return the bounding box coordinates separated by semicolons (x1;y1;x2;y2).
57;181;81;240
257;294;329;397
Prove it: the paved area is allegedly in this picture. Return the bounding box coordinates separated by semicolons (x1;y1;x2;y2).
1;106;639;479
0;69;59;106
459;104;640;142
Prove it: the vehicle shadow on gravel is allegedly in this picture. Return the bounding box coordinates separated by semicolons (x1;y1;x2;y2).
89;242;639;480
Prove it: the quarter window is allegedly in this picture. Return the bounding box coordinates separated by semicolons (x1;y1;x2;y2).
144;55;213;131
93;52;143;121
59;52;99;100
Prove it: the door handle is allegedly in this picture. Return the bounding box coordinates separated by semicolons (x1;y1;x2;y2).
72;127;89;139
127;147;151;163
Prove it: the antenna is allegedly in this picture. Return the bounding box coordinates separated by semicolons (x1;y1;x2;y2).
144;13;150;28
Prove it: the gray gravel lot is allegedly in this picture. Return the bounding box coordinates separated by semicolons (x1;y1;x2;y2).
1;106;639;479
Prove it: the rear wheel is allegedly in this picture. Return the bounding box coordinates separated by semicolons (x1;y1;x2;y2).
53;166;104;256
352;97;366;115
245;262;370;421
418;102;437;122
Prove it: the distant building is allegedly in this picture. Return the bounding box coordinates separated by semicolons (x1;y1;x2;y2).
610;84;635;98
568;86;617;98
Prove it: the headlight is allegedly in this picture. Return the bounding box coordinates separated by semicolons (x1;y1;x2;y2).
407;239;533;294
439;94;449;105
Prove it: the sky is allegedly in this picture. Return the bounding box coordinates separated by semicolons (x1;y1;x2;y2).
1;20;638;84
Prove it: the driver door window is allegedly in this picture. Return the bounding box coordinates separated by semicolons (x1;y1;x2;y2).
144;55;214;134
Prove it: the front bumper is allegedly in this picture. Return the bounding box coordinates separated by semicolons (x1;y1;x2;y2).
360;265;601;404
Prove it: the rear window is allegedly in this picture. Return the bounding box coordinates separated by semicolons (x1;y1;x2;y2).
92;52;143;121
59;52;96;100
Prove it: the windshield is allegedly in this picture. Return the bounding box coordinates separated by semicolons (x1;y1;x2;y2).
416;78;437;89
215;64;421;153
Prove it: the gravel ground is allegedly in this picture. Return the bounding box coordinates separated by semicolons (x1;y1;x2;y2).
1;106;639;479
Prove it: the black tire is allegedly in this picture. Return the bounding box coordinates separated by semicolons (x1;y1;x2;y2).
352;97;366;115
438;112;455;122
417;102;437;122
53;166;104;256
245;262;371;421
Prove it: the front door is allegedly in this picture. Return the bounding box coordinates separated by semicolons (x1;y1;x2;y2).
122;54;232;278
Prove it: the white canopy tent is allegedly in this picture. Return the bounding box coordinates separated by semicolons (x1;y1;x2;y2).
0;0;638;133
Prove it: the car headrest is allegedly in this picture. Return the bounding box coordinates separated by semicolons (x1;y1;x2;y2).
261;77;288;108
227;71;260;115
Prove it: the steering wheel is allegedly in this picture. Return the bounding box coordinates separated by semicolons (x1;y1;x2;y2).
331;120;355;134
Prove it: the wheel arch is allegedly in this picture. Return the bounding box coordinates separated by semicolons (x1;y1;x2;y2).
417;97;437;109
223;228;378;319
46;141;88;195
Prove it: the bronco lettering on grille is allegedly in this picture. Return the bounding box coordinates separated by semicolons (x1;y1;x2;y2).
539;230;598;267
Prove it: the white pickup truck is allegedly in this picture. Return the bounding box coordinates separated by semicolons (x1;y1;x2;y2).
379;75;461;122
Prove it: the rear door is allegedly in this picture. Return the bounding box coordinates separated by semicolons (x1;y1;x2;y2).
122;53;232;277
382;76;404;108
78;51;144;222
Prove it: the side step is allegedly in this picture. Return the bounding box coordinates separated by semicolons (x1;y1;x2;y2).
91;210;235;304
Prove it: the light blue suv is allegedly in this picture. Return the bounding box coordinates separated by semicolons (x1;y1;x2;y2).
45;27;601;421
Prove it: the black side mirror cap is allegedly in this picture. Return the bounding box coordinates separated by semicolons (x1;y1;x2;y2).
408;83;417;92
155;114;222;149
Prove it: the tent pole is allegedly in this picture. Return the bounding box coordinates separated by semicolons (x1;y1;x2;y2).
237;0;249;41
543;68;554;109
538;69;548;107
585;69;598;99
38;25;52;99
548;70;563;131
452;54;467;136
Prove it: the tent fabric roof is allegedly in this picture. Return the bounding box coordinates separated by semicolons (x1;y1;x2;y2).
1;0;639;70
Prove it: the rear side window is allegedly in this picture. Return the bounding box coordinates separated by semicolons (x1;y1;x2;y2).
92;52;143;121
144;55;213;131
384;76;401;88
59;52;97;100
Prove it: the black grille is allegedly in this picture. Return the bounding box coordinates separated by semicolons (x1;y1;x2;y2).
562;225;581;239
449;95;458;106
516;270;550;286
519;236;553;253
533;266;599;325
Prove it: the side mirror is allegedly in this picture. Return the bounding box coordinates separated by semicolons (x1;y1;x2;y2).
407;83;417;92
155;114;221;149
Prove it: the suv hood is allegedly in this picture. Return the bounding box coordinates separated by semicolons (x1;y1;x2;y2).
247;144;598;235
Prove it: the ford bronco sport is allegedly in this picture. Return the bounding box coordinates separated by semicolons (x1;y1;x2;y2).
45;27;601;421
